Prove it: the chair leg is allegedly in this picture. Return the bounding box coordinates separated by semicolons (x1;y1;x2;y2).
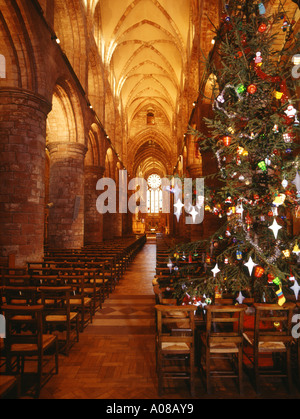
206;348;211;394
238;349;243;395
36;355;42;398
190;353;195;397
254;350;261;395
157;353;163;396
286;348;293;394
55;338;59;375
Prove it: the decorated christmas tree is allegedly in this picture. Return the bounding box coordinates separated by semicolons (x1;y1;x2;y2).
165;0;300;307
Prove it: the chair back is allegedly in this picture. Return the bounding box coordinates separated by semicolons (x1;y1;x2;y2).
39;286;72;320
253;303;295;346
205;305;247;347
2;275;31;286
2;305;44;353
155;305;196;347
2;287;38;306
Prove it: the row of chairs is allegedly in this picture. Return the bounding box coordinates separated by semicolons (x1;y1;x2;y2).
0;235;146;398
153;235;300;396
155;301;300;397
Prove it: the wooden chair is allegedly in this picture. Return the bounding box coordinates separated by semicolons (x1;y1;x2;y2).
199;304;247;394
62;275;93;332
155;304;196;397
243;303;295;395
2;304;59;398
39;287;80;355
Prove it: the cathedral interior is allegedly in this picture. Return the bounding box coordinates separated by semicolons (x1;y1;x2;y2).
0;0;300;400
0;0;299;265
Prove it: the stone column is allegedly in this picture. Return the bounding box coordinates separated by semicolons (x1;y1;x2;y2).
0;88;51;267
84;165;105;244
47;142;87;249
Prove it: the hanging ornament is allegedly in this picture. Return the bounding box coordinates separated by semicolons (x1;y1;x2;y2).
282;249;291;258
236;291;245;305
254;52;263;66
225;226;231;237
174;199;184;222
291;280;300;300
258;161;267;171
281;17;290;32
236;202;244;217
274;90;283;100
244;256;257;276
247;84;257;94
236;250;243;260
236;84;246;94
293;242;300;256
215;286;222;299
282;178;288;189
268;273;275;284
283;132;294;143
222;135;232;146
205;297;212;305
211;264;220;277
268;218;282;239
272;193;286;207
245;213;252;230
273;124;279;133
276;285;286;306
289;270;295;282
225;194;232;204
285;104;297;120
258;23;267;33
254;266;265;278
167;259;173;272
258;2;266;14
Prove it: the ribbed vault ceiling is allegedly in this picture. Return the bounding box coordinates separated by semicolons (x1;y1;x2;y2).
91;0;193;177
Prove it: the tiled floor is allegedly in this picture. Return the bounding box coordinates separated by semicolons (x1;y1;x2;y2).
38;241;300;400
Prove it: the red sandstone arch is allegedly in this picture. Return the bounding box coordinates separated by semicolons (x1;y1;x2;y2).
88;47;105;121
53;0;88;87
0;1;36;90
47;78;85;146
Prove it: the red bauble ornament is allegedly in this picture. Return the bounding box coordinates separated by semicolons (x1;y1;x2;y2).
268;273;275;284
247;84;257;94
222;136;232;146
258;23;267;33
255;266;265;278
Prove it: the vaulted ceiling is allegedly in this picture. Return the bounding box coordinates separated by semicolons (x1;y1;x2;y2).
79;0;218;178
91;0;198;178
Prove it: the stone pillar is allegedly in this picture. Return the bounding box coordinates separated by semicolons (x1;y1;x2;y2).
84;165;105;244
47;142;87;249
0;88;51;267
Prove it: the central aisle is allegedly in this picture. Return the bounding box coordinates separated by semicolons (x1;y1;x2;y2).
40;242;161;399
